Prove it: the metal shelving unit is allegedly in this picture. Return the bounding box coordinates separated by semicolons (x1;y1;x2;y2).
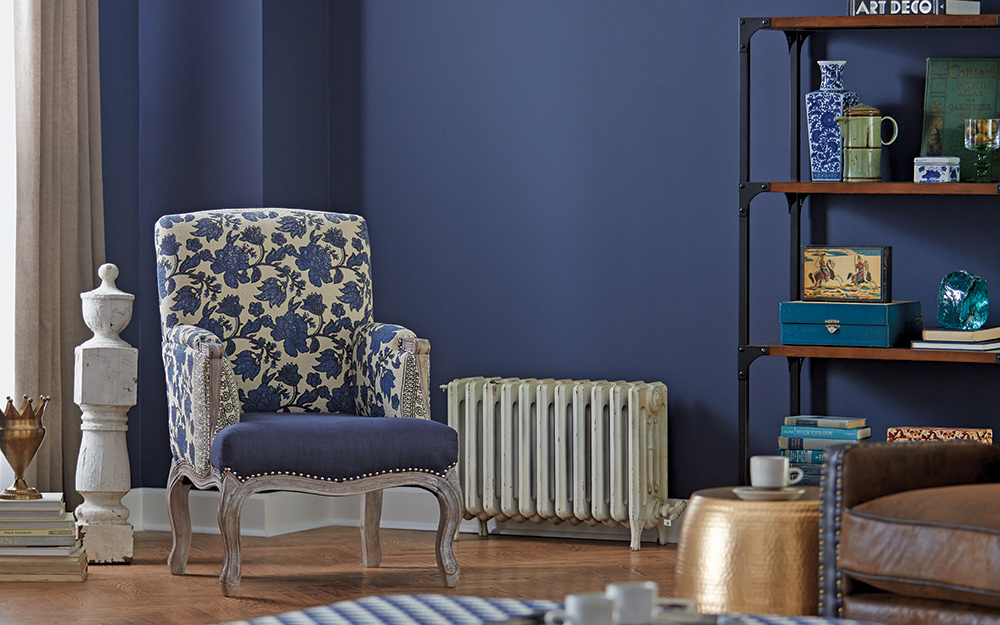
737;14;1000;485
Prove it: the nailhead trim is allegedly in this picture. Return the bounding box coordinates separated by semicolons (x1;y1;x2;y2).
833;450;845;617
224;460;458;484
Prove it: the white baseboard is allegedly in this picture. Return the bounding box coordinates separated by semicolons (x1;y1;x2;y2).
122;488;686;544
123;487;484;537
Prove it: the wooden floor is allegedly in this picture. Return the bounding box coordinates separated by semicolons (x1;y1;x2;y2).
0;527;678;625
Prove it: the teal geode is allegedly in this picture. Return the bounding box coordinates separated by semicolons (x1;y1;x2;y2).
937;270;989;330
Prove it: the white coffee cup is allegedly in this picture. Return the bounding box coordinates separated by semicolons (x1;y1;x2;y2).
750;455;803;489
545;593;616;625
605;581;698;625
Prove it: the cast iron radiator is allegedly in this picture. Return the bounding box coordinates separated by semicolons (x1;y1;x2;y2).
442;377;686;550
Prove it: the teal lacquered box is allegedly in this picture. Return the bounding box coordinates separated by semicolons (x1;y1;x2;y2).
780;301;922;347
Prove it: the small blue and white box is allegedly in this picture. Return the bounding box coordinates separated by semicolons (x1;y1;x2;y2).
914;156;960;183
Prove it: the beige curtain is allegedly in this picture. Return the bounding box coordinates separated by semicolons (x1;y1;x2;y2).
13;0;105;508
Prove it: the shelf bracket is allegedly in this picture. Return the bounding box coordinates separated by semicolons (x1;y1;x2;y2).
786;30;813;51
739;182;770;216
739;17;771;53
738;345;770;380
784;191;809;206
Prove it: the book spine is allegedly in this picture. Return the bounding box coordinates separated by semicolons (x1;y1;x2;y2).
797;473;822;487
784;416;863;429
0;570;87;582
0;509;76;529
780;449;826;463
887;426;992;444
849;0;943;14
0;535;78;547
779;425;868;440
0;545;79;556
0;560;86;572
0;527;75;537
791;462;824;475
779;437;840;450
0;512;67;521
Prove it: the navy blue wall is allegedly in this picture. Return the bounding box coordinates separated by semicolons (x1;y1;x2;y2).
100;1;1000;497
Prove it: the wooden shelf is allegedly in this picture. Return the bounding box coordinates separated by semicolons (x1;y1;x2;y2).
766;15;1000;30
767;182;1000;195
761;344;1000;364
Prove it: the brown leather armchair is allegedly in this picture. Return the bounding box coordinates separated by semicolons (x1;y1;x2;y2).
820;441;1000;625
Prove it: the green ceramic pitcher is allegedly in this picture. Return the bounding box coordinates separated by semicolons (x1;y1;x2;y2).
836;103;898;182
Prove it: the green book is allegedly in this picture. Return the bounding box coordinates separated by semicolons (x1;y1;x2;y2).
920;58;1000;181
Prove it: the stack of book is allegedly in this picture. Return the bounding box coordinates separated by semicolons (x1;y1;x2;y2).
778;416;872;486
911;325;1000;352
0;492;87;582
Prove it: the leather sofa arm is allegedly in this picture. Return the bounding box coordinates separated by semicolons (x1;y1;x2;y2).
820;441;1000;617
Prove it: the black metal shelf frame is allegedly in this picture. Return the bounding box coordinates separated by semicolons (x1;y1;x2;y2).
736;15;1000;486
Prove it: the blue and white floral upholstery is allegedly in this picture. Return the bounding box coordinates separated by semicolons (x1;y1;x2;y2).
155;208;460;597
157;209;423;420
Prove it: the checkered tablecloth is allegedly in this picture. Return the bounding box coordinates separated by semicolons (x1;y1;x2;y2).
215;594;878;625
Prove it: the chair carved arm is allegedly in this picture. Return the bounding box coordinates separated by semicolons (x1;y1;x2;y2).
161;325;241;478
354;322;431;419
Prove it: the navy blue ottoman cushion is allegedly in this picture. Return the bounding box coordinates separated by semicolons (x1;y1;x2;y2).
210;413;458;483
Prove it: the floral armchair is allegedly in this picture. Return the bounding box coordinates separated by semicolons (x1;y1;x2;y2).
154;208;461;596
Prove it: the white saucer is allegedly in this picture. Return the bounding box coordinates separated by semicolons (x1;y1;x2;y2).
732;486;805;501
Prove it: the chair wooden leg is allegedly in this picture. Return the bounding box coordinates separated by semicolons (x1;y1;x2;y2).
434;468;462;588
166;461;192;576
361;489;383;568
218;472;248;597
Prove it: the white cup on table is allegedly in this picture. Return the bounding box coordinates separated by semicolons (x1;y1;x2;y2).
545;593;616;625
605;581;698;625
750;455;803;489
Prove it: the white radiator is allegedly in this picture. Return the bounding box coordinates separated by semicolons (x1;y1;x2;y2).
443;377;686;550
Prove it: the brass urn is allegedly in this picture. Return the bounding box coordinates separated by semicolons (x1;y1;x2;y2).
0;395;50;500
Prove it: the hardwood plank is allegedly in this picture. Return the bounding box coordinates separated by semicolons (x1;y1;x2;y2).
0;527;678;625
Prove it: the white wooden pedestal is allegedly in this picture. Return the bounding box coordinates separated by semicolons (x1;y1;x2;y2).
74;264;137;563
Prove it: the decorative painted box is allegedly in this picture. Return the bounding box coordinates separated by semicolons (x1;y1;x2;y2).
887;426;992;444
779;300;922;347
914;156;960;183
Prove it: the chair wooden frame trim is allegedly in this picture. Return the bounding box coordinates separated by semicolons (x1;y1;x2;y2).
166;459;462;597
164;334;458;597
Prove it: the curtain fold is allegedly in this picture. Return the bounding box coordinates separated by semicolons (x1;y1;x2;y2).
13;0;105;508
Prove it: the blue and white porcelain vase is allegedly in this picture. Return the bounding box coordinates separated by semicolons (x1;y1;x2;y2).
806;60;859;181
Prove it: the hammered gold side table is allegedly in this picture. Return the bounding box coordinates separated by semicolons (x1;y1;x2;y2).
674;486;821;616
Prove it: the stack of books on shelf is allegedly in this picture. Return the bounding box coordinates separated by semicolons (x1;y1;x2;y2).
911;325;1000;352
0;492;86;582
778;416;871;487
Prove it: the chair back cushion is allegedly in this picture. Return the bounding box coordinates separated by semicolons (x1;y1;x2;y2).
156;208;373;414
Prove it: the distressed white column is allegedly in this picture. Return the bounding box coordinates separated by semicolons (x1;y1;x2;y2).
74;264;138;563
